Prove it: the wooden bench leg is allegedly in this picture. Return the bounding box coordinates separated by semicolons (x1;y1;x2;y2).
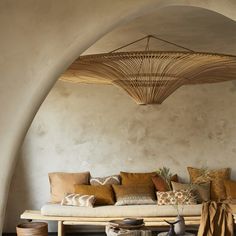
58;221;64;236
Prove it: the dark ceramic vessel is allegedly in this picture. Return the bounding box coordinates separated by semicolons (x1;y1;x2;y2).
123;218;144;225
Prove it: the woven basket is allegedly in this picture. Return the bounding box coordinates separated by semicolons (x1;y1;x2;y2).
16;222;48;236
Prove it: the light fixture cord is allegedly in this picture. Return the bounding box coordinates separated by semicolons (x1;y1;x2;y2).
108;35;194;53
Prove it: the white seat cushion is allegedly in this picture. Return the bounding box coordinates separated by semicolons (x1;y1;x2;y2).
41;204;202;217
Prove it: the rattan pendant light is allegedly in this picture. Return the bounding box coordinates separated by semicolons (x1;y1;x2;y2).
62;35;236;104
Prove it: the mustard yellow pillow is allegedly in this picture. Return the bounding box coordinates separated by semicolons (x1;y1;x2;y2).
74;185;115;205
48;172;90;203
120;171;156;186
187;167;230;201
224;180;236;200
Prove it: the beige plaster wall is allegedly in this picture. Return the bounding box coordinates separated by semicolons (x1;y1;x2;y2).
4;80;236;232
1;1;236;235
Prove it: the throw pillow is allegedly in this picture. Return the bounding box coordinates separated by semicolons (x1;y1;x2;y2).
157;190;197;205
187;167;230;201
74;184;115;205
90;175;120;185
224;180;236;200
120;171;156;186
152;174;178;191
112;185;156;206
171;181;210;203
61;193;96;207
48;172;90;203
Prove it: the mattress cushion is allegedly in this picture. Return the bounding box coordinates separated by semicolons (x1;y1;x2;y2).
41;204;202;217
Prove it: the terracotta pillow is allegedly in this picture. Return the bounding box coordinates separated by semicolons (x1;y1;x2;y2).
74;185;115;205
48;172;90;203
171;181;210;203
224;180;236;200
120;171;156;186
187;167;230;201
152;174;178;191
112;184;156;205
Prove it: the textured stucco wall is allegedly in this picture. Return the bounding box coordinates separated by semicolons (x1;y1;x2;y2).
2;1;236;234
4;80;236;232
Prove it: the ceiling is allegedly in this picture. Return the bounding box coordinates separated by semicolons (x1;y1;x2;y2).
83;6;236;55
61;5;236;83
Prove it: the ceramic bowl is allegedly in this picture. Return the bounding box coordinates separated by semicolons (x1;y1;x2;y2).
123;218;144;225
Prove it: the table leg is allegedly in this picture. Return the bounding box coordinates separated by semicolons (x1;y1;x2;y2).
58;221;64;236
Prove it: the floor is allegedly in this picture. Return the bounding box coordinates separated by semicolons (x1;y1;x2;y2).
3;234;106;236
3;231;198;236
4;224;199;235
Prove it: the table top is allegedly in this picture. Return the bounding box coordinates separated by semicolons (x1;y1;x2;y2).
158;232;195;236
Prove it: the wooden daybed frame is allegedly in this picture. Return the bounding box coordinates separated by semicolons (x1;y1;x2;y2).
21;208;236;236
21;210;201;236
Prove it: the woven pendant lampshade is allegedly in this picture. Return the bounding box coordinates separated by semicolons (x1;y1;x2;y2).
61;36;236;105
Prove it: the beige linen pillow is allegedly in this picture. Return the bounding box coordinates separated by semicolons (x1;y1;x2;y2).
48;172;90;203
171;181;210;203
61;193;95;207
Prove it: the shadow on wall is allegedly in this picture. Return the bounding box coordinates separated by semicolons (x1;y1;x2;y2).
4;151;32;232
4;150;35;233
3;148;57;233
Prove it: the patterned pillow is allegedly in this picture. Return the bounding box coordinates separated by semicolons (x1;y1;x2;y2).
187;167;230;201
90;175;120;185
61;193;95;207
157;190;197;205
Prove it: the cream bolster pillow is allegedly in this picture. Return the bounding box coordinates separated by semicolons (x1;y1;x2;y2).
48;172;90;203
61;193;96;207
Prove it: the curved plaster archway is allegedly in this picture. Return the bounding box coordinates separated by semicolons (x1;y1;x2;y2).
1;0;236;234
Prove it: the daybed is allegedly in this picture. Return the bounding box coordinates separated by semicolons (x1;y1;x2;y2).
20;168;236;235
21;204;236;236
21;204;203;236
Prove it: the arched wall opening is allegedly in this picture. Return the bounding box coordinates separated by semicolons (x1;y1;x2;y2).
1;1;236;234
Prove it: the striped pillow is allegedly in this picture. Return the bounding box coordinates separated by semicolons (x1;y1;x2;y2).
115;195;156;206
113;185;156;206
61;193;95;207
90;175;120;185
